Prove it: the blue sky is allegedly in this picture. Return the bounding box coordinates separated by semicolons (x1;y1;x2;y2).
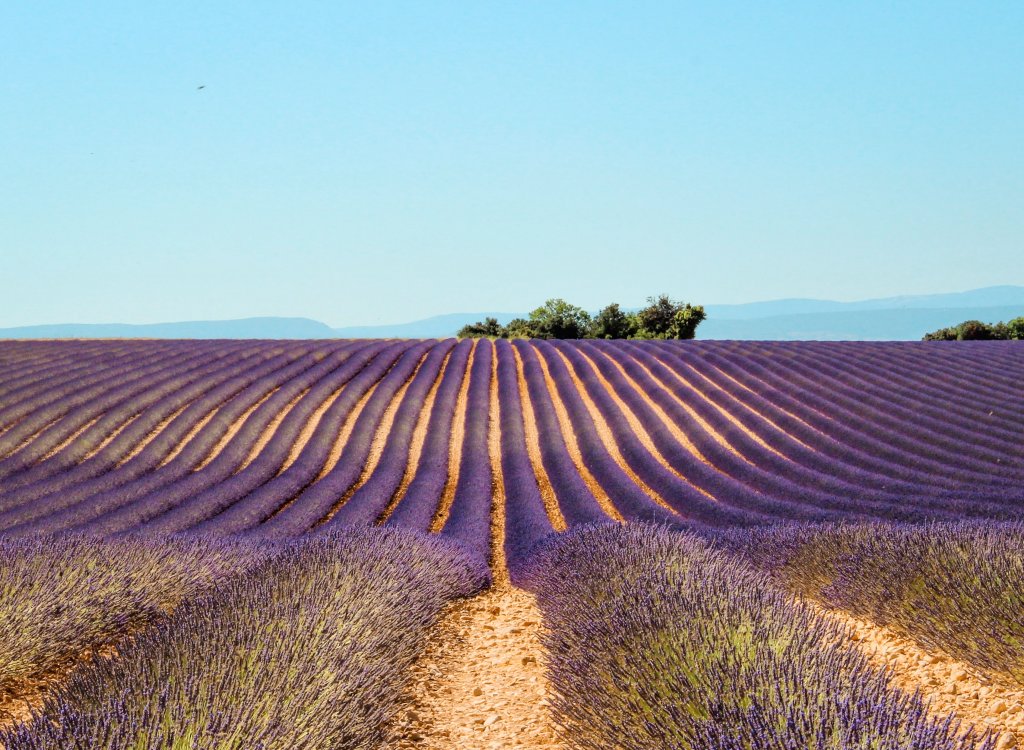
2;2;1021;327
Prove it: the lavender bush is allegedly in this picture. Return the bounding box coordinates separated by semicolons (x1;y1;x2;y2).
1;527;487;749
0;533;265;720
522;523;988;750
729;520;1024;685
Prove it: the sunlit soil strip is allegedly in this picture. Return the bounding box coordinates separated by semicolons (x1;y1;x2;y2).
39;416;102;461
593;349;715;465
530;347;623;523
314;381;382;479
233;387;310;472
121;402;195;466
84;413;142;460
157;408;218;466
278;382;348;473
428;341;477;533
817;604;1024;750
546;346;678;515
0;640;121;736
576;348;716;499
390;587;562;750
511;346;567;533
376;349;452;524
639;355;765;464
316;352;429;524
183;388;281;470
1;416;67;461
488;346;510;586
701;360;825;450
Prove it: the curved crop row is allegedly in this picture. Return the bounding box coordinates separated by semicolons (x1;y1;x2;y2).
0;339;1019;559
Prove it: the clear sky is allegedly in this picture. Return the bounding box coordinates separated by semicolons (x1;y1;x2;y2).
2;2;1021;327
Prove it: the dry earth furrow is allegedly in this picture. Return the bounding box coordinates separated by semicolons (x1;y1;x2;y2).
574;347;715;499
376;348;452;524
817;605;1024;749
511;345;567;533
429;340;476;533
391;586;562;750
317;351;429;524
545;346;679;515
529;345;623;523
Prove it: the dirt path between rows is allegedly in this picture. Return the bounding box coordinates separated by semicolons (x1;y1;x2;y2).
391;584;562;750
820;606;1024;749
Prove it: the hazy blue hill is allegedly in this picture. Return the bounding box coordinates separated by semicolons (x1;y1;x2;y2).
331;312;519;339
0;317;336;339
699;304;1024;341
705;285;1024;320
1;286;1020;341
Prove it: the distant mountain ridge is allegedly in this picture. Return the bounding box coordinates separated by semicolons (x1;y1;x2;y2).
0;317;336;340
1;286;1021;341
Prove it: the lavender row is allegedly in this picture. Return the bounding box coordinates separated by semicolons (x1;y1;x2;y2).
521;523;988;750
319;340;454;528
727;342;1024;478
519;340;696;528
609;342;1016;519
0;343;377;535
0;342;151;436
0;532;266;719
210;340;432;537
511;338;610;529
439;339;496;564
0;344;339;529
660;342;1015;491
0;343;313;511
773;341;1024;436
658;344;1024;507
728;520;1024;686
85;341;401;536
385;339;474;531
0;341;264;492
0;343;201;468
0;527;485;750
494;338;558;576
553;340;844;523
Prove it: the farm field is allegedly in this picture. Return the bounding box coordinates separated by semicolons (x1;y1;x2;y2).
0;338;1022;748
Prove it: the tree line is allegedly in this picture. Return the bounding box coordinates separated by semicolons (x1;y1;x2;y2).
457;295;706;340
923;316;1024;341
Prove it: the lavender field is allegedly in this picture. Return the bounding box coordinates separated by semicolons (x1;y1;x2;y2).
0;338;1022;748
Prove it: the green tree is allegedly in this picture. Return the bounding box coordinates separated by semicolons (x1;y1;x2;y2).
527;299;592;339
504;318;536;339
456;316;504;338
633;295;706;339
589;303;637;339
1006;316;1024;340
956;320;996;340
922;326;958;341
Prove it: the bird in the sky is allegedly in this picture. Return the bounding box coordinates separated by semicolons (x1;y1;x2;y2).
197;85;205;90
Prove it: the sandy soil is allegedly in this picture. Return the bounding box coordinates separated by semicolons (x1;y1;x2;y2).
429;340;476;532
574;347;716;500
546;346;677;514
279;383;347;472
511;345;566;533
529;345;623;522
820;606;1024;749
376;349;451;523
390;585;562;750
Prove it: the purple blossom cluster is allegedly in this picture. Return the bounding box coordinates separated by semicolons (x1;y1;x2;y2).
727;520;1024;685
1;527;486;749
520;523;991;750
0;533;266;720
1;338;1022;547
